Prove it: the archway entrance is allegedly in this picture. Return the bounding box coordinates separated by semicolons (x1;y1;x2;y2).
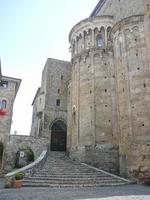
51;120;67;151
0;142;3;169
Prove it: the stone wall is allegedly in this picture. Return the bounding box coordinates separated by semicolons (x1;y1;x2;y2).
67;80;72;151
2;135;48;172
68;16;119;173
69;144;119;174
96;0;148;22
31;58;71;143
112;15;150;178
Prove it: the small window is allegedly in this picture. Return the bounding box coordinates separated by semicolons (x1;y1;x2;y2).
1;100;7;109
0;81;8;88
61;75;63;80
58;89;60;94
56;99;60;106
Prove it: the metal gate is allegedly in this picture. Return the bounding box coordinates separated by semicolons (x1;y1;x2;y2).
51;120;66;151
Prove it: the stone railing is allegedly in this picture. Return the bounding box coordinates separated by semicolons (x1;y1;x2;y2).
5;149;48;188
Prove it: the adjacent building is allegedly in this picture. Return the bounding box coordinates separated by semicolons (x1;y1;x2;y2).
0;64;21;170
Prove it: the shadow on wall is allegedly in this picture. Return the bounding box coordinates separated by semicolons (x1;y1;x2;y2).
0;142;3;169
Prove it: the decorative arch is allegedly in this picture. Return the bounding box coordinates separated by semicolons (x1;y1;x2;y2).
84;29;92;49
96;27;105;47
50;119;67;151
107;26;112;44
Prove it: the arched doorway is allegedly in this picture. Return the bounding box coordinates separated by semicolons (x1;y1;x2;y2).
50;120;67;151
0;142;3;169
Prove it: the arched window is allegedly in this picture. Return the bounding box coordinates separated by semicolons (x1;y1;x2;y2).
96;26;105;47
1;100;7;109
107;27;112;44
96;34;105;47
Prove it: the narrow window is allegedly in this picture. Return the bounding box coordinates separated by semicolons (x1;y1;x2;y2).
58;89;60;94
1;100;7;109
61;75;63;80
96;34;105;47
56;99;60;106
107;27;112;44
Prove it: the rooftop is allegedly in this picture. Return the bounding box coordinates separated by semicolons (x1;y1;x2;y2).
90;0;107;17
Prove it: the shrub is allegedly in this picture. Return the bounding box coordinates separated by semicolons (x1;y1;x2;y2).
25;148;34;162
15;163;24;169
15;172;24;180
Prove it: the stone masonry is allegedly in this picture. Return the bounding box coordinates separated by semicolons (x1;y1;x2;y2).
67;0;150;180
1;0;150;184
0;64;21;171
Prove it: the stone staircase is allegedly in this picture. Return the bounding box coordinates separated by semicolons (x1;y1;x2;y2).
0;169;6;178
22;151;131;188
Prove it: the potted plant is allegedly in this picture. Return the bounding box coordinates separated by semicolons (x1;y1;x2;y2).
14;172;24;188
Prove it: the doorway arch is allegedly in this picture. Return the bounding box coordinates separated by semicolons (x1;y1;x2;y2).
50;120;67;151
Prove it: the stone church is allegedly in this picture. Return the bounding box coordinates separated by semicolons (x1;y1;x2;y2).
1;0;150;182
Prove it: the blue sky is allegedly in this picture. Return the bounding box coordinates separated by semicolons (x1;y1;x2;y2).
0;0;98;135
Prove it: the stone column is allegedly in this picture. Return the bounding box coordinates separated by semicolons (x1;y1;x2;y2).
82;32;85;50
105;28;107;46
75;37;78;54
91;29;95;47
90;53;96;146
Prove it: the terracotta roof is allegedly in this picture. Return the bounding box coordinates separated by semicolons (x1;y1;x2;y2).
90;0;107;17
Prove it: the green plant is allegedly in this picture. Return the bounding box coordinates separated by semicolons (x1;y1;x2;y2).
15;163;24;169
15;172;24;180
25;148;34;162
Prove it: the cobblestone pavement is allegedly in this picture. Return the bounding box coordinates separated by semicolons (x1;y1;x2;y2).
0;178;150;200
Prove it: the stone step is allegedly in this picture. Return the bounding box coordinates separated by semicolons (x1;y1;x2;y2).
22;182;127;188
33;174;109;178
34;172;105;176
23;178;123;183
24;176;119;181
0;170;5;178
40;170;98;173
42;166;87;169
22;151;130;188
41;167;95;170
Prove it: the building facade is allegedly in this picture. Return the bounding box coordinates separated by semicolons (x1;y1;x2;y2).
1;0;150;182
67;0;150;179
31;58;71;151
0;64;21;171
